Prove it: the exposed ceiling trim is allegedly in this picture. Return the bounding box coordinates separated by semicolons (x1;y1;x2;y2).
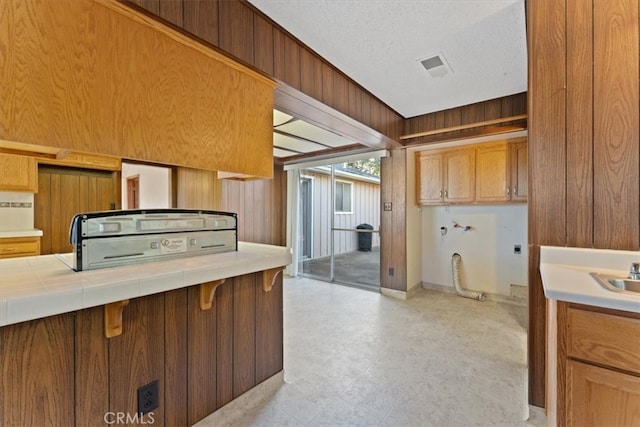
401;114;528;140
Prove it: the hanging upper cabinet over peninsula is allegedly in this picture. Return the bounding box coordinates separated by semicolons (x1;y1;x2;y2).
0;0;276;178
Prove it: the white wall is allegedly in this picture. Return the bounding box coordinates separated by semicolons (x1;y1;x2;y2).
405;149;423;293
421;204;528;296
121;163;171;209
0;192;35;231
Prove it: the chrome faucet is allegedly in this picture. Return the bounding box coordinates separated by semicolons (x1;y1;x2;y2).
629;262;640;280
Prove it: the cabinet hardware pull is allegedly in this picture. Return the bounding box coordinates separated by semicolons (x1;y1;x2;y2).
513;186;518;196
506;188;510;196
2;247;16;252
439;190;442;198
444;190;448;198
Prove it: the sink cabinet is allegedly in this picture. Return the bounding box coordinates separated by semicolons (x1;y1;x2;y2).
548;301;640;426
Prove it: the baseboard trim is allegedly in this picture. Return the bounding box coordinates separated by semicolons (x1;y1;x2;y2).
380;287;407;300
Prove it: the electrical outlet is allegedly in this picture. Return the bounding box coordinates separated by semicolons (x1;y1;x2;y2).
137;380;159;415
514;245;522;254
388;267;394;276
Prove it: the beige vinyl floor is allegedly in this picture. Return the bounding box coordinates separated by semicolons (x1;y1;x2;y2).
198;277;546;427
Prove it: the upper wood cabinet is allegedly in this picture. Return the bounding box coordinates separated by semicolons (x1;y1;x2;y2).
416;148;475;205
416;140;527;206
2;0;276;178
510;141;528;201
0;154;38;192
476;142;511;202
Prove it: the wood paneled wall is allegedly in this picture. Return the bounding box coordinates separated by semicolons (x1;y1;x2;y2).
403;92;527;145
124;0;403;141
176;167;222;210
221;165;287;246
527;0;640;407
35;166;120;255
380;150;407;292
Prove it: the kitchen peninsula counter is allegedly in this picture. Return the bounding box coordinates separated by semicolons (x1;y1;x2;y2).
0;242;291;426
0;241;291;326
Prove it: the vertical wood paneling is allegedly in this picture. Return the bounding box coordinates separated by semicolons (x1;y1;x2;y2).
284;35;301;90
380;150;406;292
216;280;234;408
129;0;159;14
187;285;217;425
159;0;183;26
0;314;75;427
218;0;254;65
333;73;349;114
527;0;566;408
253;13;274;75
593;0;639;249
566;0;594;247
348;81;362;123
256;274;284;383
164;288;188;426
233;274;256;398
322;62;335;107
176;167;221;210
35;166;118;255
183;0;219;46
75;306;109;427
109;293;165;426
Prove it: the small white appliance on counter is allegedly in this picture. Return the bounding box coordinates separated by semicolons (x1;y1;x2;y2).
69;209;237;271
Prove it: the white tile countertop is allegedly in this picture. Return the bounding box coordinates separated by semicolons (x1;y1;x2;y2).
540;246;640;313
0;229;43;238
0;242;291;327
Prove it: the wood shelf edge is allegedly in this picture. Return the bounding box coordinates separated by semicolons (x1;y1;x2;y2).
263;267;285;293
104;299;130;338
199;279;226;310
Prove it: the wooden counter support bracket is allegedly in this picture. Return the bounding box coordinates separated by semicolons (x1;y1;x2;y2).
263;267;284;292
199;279;226;310
104;300;130;338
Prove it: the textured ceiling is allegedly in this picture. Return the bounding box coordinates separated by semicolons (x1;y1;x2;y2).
249;0;527;118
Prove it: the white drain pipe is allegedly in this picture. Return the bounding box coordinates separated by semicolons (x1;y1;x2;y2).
451;253;486;301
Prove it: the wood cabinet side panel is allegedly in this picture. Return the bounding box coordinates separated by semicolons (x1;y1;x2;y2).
0;314;75;427
233;273;257;397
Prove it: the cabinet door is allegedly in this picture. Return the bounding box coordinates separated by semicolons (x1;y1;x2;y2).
476;143;510;202
510;141;527;201
416;152;444;205
567;360;640;427
445;148;475;203
0;153;38;192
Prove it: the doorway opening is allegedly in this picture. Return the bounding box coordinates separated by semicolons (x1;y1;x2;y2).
121;162;171;209
126;175;140;209
294;158;381;291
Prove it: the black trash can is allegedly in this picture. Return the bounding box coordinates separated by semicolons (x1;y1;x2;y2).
356;223;373;251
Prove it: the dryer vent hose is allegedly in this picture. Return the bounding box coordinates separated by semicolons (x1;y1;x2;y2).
451;253;486;301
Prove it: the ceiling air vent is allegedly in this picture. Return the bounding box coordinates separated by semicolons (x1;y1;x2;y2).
419;53;453;78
